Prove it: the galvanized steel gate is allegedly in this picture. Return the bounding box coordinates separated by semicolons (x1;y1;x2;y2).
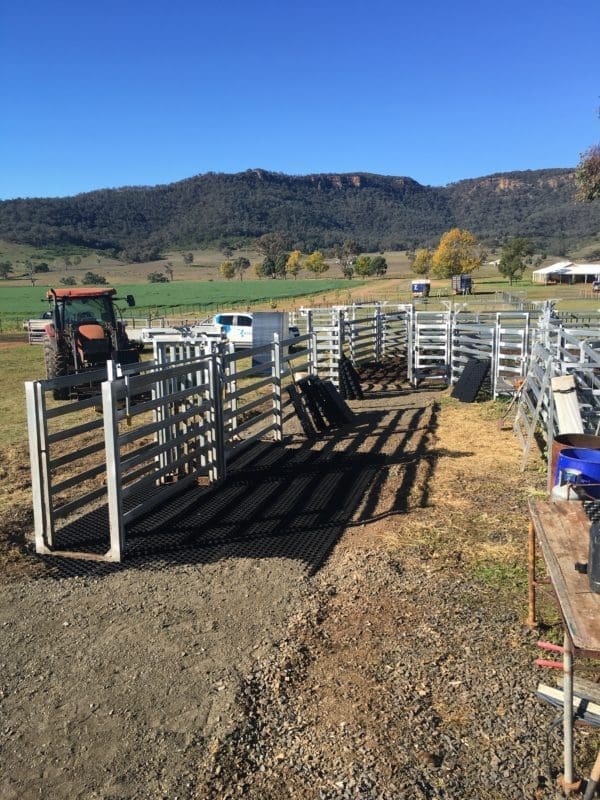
26;331;314;562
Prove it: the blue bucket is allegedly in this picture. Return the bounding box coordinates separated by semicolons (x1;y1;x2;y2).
556;448;600;498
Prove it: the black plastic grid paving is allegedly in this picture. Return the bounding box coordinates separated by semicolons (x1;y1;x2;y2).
32;358;418;580
34;439;388;580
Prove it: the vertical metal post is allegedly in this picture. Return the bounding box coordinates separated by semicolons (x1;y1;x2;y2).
225;342;237;433
208;354;226;483
492;315;500;399
527;521;536;628
407;307;414;383
334;309;344;387
547;391;555;492
307;311;318;377
563;632;574;788
25;381;54;553
272;333;282;441
374;308;382;362
102;378;125;562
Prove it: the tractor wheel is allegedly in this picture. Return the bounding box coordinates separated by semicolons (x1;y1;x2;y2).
44;337;70;400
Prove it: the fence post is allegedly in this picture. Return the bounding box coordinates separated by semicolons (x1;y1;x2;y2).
334;309;344;387
272;333;282;441
208;354;226;483
25;380;54;553
307;311;318;376
406;306;414;383
102;378;125;562
374;308;382;362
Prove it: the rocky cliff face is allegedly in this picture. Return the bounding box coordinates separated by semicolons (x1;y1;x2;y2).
0;167;598;253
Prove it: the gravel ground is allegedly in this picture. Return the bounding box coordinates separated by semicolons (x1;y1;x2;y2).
1;363;598;799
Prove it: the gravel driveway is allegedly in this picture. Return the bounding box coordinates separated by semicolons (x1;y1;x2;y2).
1;364;598;799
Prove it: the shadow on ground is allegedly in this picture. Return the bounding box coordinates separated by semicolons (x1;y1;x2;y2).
32;363;461;580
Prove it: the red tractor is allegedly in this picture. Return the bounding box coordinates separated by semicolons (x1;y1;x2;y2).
42;287;140;398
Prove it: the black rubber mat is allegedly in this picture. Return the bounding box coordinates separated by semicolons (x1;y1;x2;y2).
450;358;491;402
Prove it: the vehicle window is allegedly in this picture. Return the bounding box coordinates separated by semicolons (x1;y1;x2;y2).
237;316;252;327
62;297;112;325
218;315;234;326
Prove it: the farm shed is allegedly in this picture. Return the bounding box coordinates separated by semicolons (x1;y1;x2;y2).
532;261;600;284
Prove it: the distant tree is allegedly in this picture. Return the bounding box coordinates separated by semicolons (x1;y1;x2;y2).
253;262;265;278
334;240;361;279
256;232;287;261
498;238;533;285
260;256;279;278
164;262;174;281
576;144;600;201
286;249;302;279
148;272;168;283
0;261;13;279
72;255;82;267
60;276;77;286
232;256;250;280
219;261;235;280
370;255;388;277
82;271;108;285
34;262;50;273
121;246;161;263
63;256;72;271
412;248;433;275
219;242;234;259
183;252;194;264
274;252;288;278
304;251;329;276
354;256;373;277
431;228;482;278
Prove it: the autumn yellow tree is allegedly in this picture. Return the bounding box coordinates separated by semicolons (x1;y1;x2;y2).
304;251;329;276
219;260;235;280
431;229;482;278
285;249;302;279
411;248;433;275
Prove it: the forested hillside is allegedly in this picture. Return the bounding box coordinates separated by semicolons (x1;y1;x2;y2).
0;168;598;256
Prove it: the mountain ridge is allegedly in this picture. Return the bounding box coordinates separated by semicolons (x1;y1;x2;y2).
0;167;597;255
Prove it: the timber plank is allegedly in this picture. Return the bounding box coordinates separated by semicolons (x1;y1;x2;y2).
530;499;600;656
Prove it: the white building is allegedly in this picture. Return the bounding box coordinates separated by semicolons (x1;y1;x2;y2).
532;261;600;284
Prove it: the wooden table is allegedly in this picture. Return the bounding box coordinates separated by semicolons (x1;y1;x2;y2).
528;499;600;794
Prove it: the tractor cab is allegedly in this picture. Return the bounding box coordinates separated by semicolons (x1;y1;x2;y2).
43;288;139;397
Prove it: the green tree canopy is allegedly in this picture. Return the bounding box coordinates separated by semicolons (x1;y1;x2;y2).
576;144;600;202
148;272;168;283
274;252;288;278
498;238;533;285
353;255;372;277
370;255;387;276
0;261;13;279
232;256;250;280
256;232;287;261
82;271;107;285
334;240;361;279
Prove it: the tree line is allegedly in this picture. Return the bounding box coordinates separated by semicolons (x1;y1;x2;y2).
410;227;544;286
1;168;599;259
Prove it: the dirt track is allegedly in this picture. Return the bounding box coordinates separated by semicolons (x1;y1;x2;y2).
1;364;598;799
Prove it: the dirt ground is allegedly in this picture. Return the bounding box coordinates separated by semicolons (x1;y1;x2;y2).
1;361;599;799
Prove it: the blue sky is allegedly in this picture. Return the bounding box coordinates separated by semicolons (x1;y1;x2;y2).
1;0;599;199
